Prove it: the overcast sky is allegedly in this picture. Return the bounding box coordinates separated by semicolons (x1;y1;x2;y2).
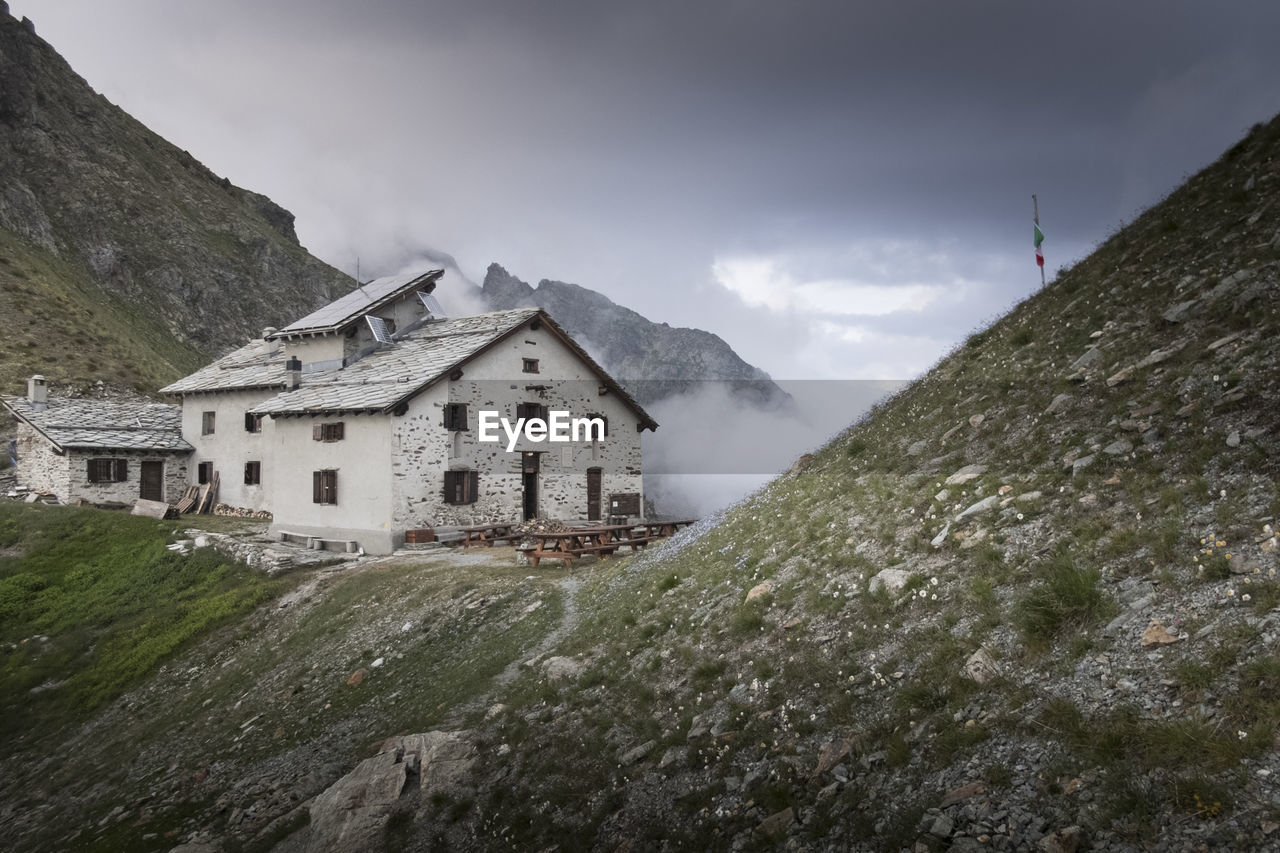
12;0;1280;380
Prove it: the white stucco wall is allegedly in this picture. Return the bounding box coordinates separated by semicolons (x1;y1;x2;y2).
264;413;396;552
180;389;276;510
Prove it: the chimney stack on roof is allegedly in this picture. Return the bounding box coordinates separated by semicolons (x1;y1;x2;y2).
27;374;47;410
285;357;302;390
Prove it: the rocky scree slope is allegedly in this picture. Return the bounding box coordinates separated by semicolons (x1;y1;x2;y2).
365;118;1280;851
0;7;352;393
482;263;787;407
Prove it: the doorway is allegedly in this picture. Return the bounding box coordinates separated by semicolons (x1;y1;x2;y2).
586;467;601;521
140;460;164;502
522;452;539;520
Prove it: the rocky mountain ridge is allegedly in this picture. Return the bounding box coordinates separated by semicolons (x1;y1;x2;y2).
0;4;353;393
481;263;786;406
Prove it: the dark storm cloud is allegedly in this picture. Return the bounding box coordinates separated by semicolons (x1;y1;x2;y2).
13;0;1280;380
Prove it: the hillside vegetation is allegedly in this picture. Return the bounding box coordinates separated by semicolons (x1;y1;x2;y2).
424;116;1279;850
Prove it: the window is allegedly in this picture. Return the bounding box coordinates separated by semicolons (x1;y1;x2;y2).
584;413;609;439
313;422;345;442
244;412;263;433
522;358;539;374
201;411;216;435
87;458;127;483
197;461;214;484
244;461;261;485
443;470;479;505
516;402;549;422
313;469;338;504
443;403;468;431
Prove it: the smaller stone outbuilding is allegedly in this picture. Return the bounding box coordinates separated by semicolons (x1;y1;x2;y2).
2;375;192;505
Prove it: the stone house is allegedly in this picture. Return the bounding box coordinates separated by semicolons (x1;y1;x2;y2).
161;270;657;553
1;375;192;505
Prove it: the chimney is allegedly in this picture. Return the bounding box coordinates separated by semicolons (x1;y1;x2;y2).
28;374;47;410
262;327;281;357
285;357;302;390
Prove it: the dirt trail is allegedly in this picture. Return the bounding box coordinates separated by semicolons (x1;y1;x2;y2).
444;574;584;725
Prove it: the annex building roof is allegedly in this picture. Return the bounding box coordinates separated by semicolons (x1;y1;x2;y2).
1;396;193;453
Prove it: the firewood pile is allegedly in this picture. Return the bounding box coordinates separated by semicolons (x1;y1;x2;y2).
509;518;569;548
213;504;273;520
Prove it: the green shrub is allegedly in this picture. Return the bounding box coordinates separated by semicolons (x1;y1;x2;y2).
1015;551;1113;649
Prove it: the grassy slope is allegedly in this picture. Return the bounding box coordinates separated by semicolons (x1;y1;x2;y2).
0;226;206;394
436;118;1280;849
0;503;569;853
0;503;289;747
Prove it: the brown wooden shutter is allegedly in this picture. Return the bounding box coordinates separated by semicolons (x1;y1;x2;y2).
328;470;337;504
442;405;453;430
313;423;323;441
467;470;479;504
114;459;128;481
443;470;455;504
538;404;549;422
334;422;345;441
313;470;322;502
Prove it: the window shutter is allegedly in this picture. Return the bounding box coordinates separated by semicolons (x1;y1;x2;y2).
442;405;453;430
333;422;345;441
467;470;479;504
313;470;322;502
312;423;322;441
443;470;456;504
114;459;128;481
538;404;549;422
328;471;337;504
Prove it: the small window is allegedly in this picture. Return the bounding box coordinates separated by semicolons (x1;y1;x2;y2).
244;412;263;433
244;461;261;485
443;470;479;505
201;411;216;435
313;469;338;504
516;402;549;422
197;461;214;485
522;358;539;374
584;413;609;439
313;422;345;442
87;458;127;483
443;403;469;431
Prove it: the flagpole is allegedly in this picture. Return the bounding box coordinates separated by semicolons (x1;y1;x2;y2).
1033;194;1045;288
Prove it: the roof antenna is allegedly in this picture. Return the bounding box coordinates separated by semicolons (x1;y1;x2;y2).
355;256;369;298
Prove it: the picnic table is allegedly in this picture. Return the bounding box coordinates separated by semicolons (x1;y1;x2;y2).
518;520;698;567
637;519;697;538
526;528;619;567
459;522;516;548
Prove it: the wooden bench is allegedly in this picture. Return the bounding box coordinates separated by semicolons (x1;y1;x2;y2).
278;530;359;553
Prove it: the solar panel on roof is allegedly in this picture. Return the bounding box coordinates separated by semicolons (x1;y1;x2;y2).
417;290;447;319
366;316;394;344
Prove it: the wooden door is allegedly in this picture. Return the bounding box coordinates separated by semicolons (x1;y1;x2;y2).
140;461;164;502
586;468;602;521
522;452;539;521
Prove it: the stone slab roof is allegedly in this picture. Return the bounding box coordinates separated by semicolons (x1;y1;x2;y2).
1;396;193;452
250;309;542;414
159;338;289;395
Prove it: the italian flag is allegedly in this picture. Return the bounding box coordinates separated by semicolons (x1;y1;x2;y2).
1033;222;1045;267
